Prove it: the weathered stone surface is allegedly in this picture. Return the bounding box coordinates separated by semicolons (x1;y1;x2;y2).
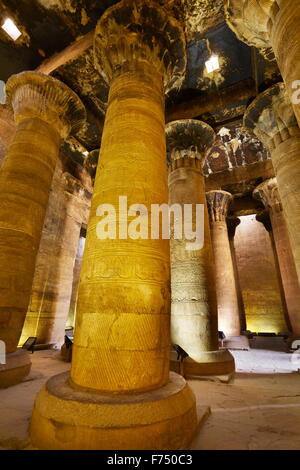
167;119;235;375
31;0;197;451
0;71;85;388
206;190;241;337
244;83;300;283
20;165;91;348
234;214;287;333
254;179;300;335
226;0;300;128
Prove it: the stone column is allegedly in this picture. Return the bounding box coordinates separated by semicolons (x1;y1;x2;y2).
66;233;86;330
254;179;300;336
225;0;300;127
206;191;248;350
0;71;85;388
227;217;247;332
30;0;199;450
244;83;300;282
20;172;91;348
167;120;235;379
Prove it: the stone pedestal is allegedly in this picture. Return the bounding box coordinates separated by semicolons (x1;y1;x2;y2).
254;179;300;336
0;71;85;388
167;120;235;379
0;349;31;389
226;0;300;128
244;83;300;283
30;1;199;450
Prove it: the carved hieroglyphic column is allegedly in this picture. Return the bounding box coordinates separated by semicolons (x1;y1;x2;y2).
0;72;85;388
167;120;235;377
254;179;300;335
225;0;300;127
20;172;91;348
244;83;300;282
30;1;199;450
206;190;241;338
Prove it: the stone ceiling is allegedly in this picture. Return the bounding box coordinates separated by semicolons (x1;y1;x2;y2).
0;0;279;195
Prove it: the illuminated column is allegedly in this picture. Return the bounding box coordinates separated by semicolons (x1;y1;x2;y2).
244;83;300;282
225;0;300;127
0;71;85;388
254;179;300;335
66;233;86;330
30;1;199;450
167;120;235;378
227;217;247;332
206;190;242;338
20;173;90;348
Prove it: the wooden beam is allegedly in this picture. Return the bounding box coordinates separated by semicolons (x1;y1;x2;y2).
36;31;94;75
205;159;275;191
165;79;256;123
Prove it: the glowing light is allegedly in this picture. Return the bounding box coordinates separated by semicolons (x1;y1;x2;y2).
83;151;89;156
1;18;22;41
205;55;219;74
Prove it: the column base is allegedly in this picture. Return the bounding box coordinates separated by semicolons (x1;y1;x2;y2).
30;371;199;450
0;349;32;389
222;336;250;351
170;349;235;383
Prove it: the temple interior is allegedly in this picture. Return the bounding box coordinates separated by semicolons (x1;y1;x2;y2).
0;0;300;451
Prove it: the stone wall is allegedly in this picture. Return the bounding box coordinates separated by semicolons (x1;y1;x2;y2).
234;214;287;333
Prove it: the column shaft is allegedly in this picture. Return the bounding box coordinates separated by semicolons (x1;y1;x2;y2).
210;219;241;336
169;161;218;356
0;117;60;353
71;63;170;393
272;133;300;281
269;0;300;127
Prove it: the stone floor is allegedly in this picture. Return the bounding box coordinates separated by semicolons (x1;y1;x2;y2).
0;347;300;450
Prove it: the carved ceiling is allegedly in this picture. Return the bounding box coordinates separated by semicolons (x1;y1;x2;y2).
0;0;279;197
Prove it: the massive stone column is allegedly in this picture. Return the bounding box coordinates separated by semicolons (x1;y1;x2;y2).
0;72;85;388
244;83;300;282
225;0;300;127
167;120;235;379
30;1;199;450
206;190;248;350
254;179;300;335
20;172;91;348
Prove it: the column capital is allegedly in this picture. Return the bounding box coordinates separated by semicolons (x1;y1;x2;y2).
253;178;283;213
94;0;186;94
256;210;273;232
5;71;86;139
227;217;241;239
84;149;100;184
244;82;299;151
206;190;233;223
166;119;215;171
225;0;278;49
